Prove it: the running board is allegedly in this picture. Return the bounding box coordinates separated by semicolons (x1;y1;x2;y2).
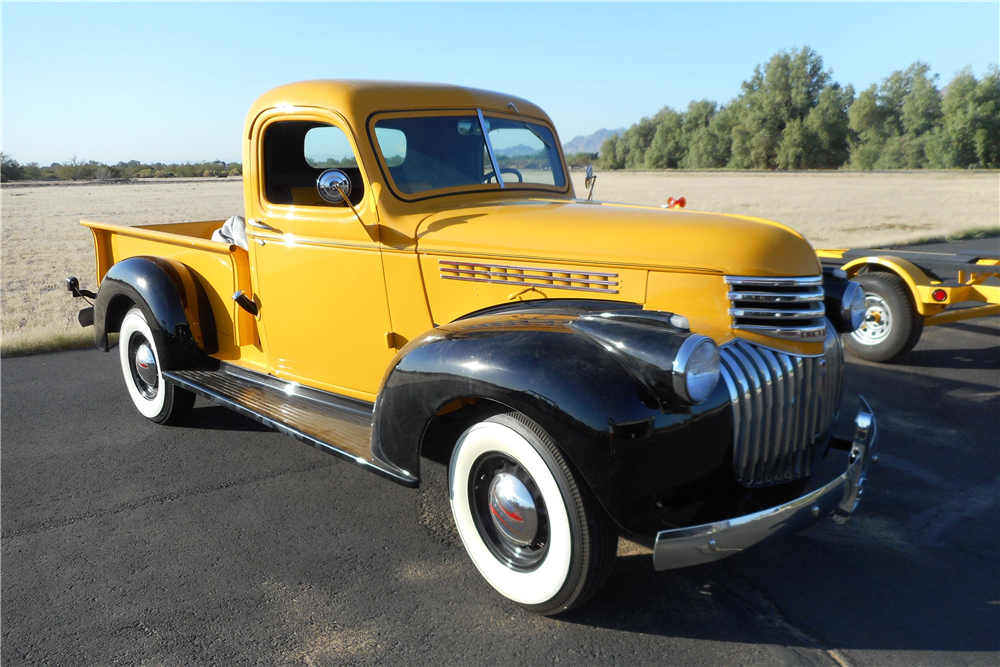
163;365;417;487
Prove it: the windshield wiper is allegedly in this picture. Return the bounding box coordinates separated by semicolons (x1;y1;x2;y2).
506;102;553;149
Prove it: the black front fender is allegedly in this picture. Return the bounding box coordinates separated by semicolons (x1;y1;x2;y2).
373;304;735;536
94;256;217;368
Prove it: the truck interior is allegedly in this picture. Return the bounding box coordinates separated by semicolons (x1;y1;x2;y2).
262;120;365;208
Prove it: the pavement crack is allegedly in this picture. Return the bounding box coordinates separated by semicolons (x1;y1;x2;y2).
713;560;851;667
1;461;338;540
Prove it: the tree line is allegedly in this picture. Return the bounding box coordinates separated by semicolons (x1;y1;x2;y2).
0;156;242;182
598;47;999;171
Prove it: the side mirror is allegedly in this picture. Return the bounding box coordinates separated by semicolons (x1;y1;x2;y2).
317;169;352;204
585;164;597;201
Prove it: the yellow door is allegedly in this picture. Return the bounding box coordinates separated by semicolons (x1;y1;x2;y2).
247;115;394;399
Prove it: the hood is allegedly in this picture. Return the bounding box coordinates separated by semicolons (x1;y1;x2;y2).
414;200;820;277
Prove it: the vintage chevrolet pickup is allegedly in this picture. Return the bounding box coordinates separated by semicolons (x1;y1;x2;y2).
68;80;877;615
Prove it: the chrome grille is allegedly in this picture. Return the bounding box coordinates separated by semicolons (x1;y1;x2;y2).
440;260;619;294
719;320;844;487
726;275;826;341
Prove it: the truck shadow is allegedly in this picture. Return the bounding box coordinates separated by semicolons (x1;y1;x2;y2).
557;533;999;653
557;349;999;654
181;404;272;432
896;345;1000;370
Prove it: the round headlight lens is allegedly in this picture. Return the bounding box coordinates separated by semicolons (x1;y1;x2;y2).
843;281;866;330
672;335;721;404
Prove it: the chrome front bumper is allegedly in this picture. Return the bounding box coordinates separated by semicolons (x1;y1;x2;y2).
653;397;876;571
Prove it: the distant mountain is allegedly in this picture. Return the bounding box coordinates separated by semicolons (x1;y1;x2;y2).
562;128;626;155
494;144;542;157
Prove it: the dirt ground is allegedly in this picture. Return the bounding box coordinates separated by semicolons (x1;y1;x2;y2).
1;171;997;353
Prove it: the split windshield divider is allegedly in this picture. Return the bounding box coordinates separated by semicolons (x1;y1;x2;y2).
477;108;505;190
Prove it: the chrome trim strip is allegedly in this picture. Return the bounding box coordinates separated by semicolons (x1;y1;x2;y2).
732;323;827;341
479;108;504;190
440;267;618;286
440;274;619;294
246;234;381;252
729;307;827;319
440;260;618;277
439;259;620;294
652;398;876;571
727;291;824;302
725;275;823;286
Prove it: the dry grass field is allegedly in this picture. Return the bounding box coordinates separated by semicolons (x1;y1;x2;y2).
2;171;997;355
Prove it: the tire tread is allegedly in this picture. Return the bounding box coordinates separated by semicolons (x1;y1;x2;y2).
487;412;617;615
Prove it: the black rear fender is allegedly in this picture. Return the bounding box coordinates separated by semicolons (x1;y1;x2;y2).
94;256;218;369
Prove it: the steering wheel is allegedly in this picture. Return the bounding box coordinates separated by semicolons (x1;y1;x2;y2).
483;168;524;184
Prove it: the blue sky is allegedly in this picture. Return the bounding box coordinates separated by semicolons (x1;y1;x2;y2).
3;2;997;164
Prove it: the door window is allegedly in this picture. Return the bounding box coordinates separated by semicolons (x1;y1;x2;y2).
262;121;365;207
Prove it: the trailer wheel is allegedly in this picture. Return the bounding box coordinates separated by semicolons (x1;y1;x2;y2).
844;272;923;363
448;412;617;615
119;306;195;424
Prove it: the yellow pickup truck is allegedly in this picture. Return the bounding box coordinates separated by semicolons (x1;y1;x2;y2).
68;80;877;615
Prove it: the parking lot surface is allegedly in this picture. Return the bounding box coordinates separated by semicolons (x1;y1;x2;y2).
3;240;998;666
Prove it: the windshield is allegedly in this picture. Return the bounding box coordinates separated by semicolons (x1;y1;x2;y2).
371;111;567;198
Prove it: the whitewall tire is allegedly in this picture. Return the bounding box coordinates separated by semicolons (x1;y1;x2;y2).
449;412;617;615
118;306;194;424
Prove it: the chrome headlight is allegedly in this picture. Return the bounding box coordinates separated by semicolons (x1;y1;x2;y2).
672;335;721;404
842;281;866;331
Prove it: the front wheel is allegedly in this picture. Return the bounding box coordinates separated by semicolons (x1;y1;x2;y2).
118;306;195;424
449;412;617;615
844;272;923;363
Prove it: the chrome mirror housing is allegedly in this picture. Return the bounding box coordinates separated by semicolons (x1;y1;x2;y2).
585;164;597;201
317;169;352;204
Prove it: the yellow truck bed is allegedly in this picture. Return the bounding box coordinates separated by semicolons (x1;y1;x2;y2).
81;220;258;351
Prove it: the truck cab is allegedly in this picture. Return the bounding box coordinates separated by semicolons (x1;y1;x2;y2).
70;80;878;615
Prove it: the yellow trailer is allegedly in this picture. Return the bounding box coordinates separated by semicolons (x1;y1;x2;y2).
817;246;999;362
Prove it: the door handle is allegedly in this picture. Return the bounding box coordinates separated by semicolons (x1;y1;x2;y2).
247;219;277;232
232;290;259;316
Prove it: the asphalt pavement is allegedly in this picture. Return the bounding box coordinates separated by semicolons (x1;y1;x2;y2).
3;239;998;666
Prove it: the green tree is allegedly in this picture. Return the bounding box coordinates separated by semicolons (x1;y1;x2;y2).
803;84;854;168
645;108;684;168
615;116;658;168
728;47;832;169
597;135;622;169
848;62;942;169
927;66;1000;168
1;153;25;181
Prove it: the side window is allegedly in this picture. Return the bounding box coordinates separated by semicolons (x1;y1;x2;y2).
262;121;365;207
374;127;406;167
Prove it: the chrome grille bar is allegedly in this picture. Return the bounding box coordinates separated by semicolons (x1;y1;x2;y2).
726;275;827;341
720;320;844;486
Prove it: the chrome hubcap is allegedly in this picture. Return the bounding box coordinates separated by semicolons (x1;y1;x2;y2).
470;454;549;571
128;335;159;399
488;472;539;547
851;294;892;345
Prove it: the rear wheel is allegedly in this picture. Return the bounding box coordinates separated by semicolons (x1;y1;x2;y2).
119;306;194;424
844;272;923;363
449;412;617;615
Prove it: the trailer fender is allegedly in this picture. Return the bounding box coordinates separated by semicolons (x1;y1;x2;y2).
840;256;933;316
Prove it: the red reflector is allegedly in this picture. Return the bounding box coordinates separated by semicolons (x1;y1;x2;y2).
931;289;947;302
